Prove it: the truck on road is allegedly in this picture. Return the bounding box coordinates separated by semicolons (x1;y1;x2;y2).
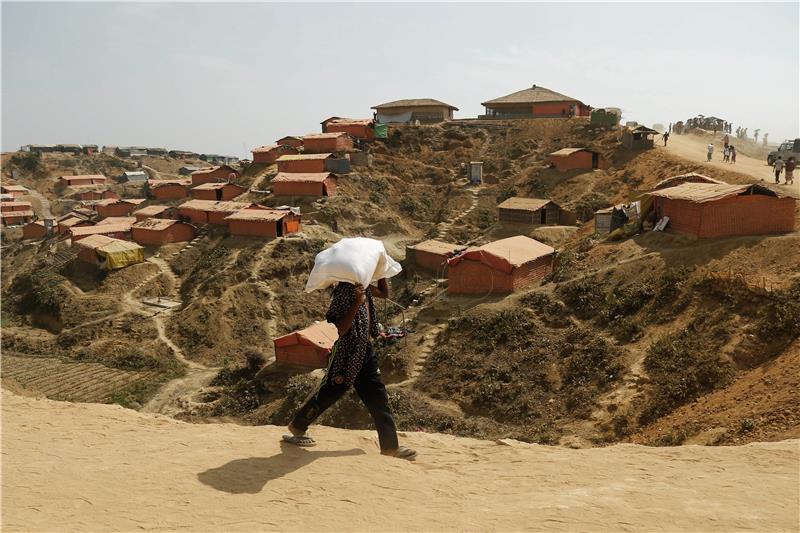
767;138;800;166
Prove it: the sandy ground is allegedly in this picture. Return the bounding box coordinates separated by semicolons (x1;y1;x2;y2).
660;134;800;196
3;391;799;533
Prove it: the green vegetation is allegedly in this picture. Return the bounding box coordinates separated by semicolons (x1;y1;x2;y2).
11;151;42;173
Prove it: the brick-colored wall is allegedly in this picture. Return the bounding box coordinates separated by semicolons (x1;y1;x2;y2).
410;249;449;272
191;168;237;186
448;255;553;294
22;223;47;240
96;203;135;219
177;207;209;225
326;124;375;141
228;219;277;238
304;136;354;154
152;185;189;200
659;196;796;238
276;159;328;173
551;151;593;171
511;255;554;290
272;181;325;197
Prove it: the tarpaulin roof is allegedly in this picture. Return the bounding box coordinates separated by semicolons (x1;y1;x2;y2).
70;222;133;237
274;322;338;351
276;136;303;142
132;218;185;231
149;178;192;187
224;209;290;222
372;98;459;111
277;153;334;161
408;239;462;255
304;132;350;139
1;185;28;192
191;165;237;175
326;118;373;126
272;172;335;183
58;216;87;227
481;85;581;106
252;144;280;153
133;205;172;216
192;182;243;190
625;125;659;134
179;199;257;212
97;217;137;226
653;173;726;190
448;236;555;274
549;148;589;157
95;198;145;206
648;183;792;203
497;197;554;211
73;234;144;269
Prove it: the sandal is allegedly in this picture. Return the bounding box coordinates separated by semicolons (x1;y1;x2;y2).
382;446;417;461
282;434;317;447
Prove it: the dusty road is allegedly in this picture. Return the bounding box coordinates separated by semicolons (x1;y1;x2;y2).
3;391;799;532
659;133;800;195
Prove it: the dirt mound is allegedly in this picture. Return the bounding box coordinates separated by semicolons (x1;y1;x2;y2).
4;391;799;532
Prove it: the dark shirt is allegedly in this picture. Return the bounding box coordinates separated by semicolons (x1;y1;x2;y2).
325;283;379;386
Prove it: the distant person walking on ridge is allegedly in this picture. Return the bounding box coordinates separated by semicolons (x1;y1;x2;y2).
754;129;760;143
663;131;669;146
707;143;714;162
284;279;417;461
785;157;796;185
730;146;737;164
774;157;784;183
763;133;769;146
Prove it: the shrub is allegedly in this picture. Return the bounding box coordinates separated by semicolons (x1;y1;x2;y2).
11;151;42;173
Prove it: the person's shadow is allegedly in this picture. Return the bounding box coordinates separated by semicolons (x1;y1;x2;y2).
198;442;366;494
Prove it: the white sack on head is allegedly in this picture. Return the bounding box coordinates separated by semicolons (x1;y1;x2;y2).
305;237;402;292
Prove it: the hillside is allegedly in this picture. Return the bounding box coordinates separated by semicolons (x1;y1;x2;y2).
2;118;799;450
4;391;798;533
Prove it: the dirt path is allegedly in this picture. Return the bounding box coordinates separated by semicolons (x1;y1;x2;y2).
24;188;53;219
660;134;800;195
434;185;483;240
4;391;798;533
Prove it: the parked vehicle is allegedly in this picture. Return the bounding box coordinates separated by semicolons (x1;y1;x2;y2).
767;138;800;166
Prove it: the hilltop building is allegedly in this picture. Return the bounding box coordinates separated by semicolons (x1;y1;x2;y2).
480;85;591;119
371;98;458;124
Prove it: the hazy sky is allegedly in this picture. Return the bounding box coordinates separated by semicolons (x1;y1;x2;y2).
2;2;798;156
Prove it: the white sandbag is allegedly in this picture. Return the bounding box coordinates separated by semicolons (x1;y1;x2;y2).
305;237;402;292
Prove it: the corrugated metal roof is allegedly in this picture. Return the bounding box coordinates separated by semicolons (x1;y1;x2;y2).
70;223;132;236
478;236;555;267
272;172;334;183
648;182;791;203
73;234;142;253
179;199;256;212
303;132;350;139
2;201;33;209
497;197;554;211
371;98;459;111
224;209;289;222
277;153;334;161
408;239;462;255
133;205;171;216
481;85;580;106
0;210;34;218
549;148;588;157
132;218;183;231
97;217;137;226
326;118;373;126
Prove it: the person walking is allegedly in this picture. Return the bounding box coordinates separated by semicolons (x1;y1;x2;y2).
754;129;760;143
663;131;670;146
785;157;796;185
763;133;769;146
730;146;737;164
284;279;417;460
774;157;784;183
723;145;730;162
707;143;714;162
